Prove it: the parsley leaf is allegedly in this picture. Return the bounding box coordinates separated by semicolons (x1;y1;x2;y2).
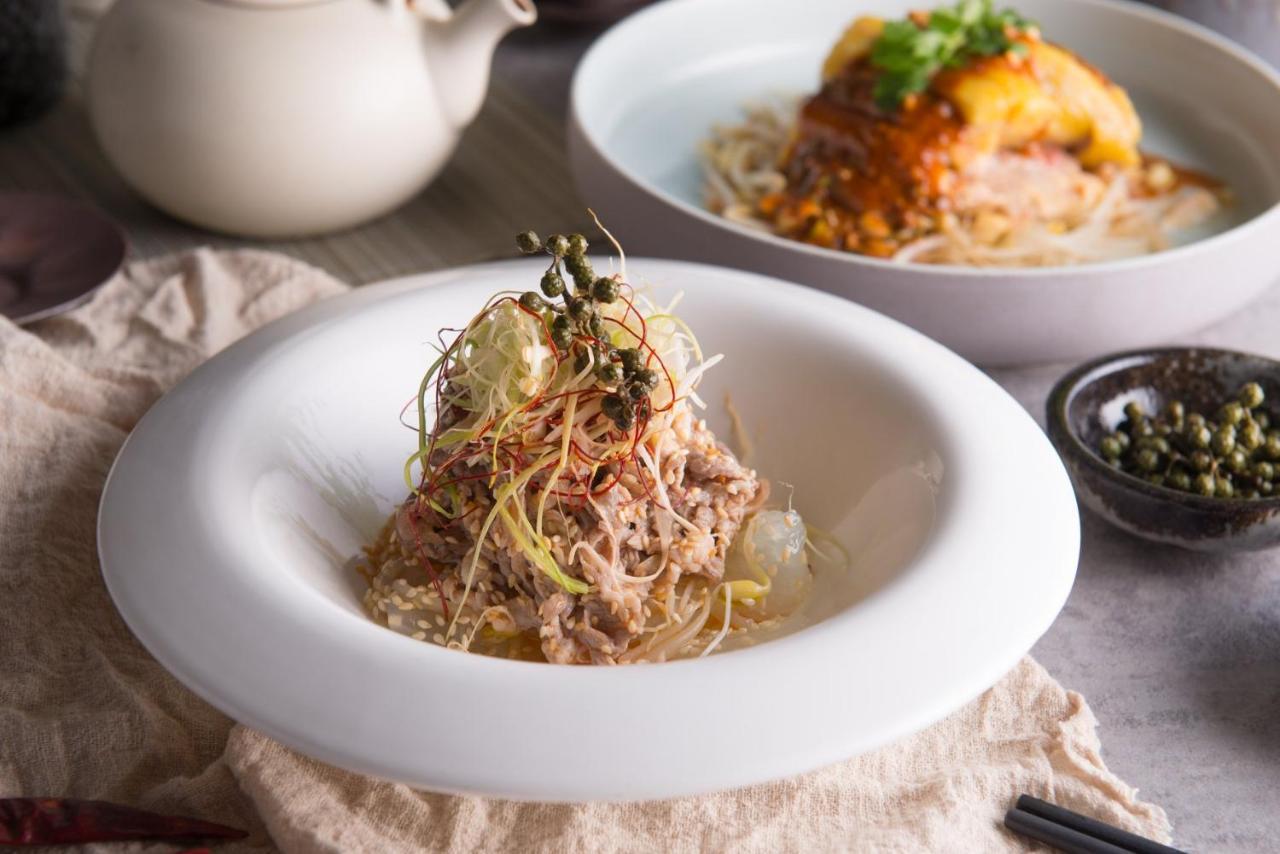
869;0;1032;111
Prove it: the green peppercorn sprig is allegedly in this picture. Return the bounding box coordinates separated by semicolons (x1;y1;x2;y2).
1098;382;1280;499
515;230;654;431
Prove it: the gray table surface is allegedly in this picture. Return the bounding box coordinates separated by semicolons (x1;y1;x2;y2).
8;11;1279;852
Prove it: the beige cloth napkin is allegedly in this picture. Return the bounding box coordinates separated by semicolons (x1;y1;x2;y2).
0;249;1171;852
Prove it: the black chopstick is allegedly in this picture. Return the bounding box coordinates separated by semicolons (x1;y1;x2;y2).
1005;795;1188;854
1005;807;1131;854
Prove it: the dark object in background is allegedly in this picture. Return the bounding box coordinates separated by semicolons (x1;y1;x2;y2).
535;0;655;25
0;192;127;324
0;0;67;128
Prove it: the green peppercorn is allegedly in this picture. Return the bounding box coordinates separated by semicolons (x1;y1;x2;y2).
1151;437;1171;455
519;291;545;312
597;362;623;385
1220;401;1245;426
601;394;626;421
1136;448;1161;472
574;350;590;373
1240;382;1266;409
602;394;634;429
1267;432;1280;460
515;230;541;254
1185;412;1206;430
588;314;606;339
568;233;589;256
1100;436;1123;460
1227;448;1250;474
634;368;659;389
550;315;573;349
1240;419;1264;451
567;298;591;322
565;255;594;290
1262;481;1275;496
627;382;647;401
540;270;566;297
592;276;621;304
1191;450;1214;473
1256;412;1271;430
1169;470;1193;492
1146;474;1166;486
1216;476;1235;498
1165;400;1186;424
1123;401;1144;423
1131;419;1154;438
618;348;643;374
1256;461;1276;481
1212;425;1237;456
1195;473;1216;496
546;234;570;257
1188;425;1212;450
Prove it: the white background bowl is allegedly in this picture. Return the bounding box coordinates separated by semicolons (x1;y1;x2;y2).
568;0;1280;366
98;258;1078;800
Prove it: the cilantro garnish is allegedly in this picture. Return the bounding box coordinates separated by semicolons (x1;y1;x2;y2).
869;0;1033;111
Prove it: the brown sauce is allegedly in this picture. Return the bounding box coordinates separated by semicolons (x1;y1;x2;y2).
763;61;965;256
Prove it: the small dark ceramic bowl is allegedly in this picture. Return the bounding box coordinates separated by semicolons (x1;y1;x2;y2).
1047;347;1280;552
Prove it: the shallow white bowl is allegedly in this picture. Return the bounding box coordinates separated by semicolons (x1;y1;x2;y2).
98;258;1079;801
568;0;1280;366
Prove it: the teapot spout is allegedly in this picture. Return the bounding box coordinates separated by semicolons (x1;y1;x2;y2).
423;0;536;129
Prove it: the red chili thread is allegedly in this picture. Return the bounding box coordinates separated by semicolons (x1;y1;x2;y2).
0;798;247;847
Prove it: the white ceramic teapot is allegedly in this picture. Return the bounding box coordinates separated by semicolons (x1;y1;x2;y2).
87;0;535;237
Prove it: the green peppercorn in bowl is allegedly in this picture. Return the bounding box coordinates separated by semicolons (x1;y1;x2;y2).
1047;348;1280;552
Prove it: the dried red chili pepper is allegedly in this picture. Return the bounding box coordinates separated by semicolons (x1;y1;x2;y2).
0;798;247;846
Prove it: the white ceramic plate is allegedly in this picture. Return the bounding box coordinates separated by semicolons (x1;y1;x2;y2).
569;0;1280;366
98;258;1079;801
